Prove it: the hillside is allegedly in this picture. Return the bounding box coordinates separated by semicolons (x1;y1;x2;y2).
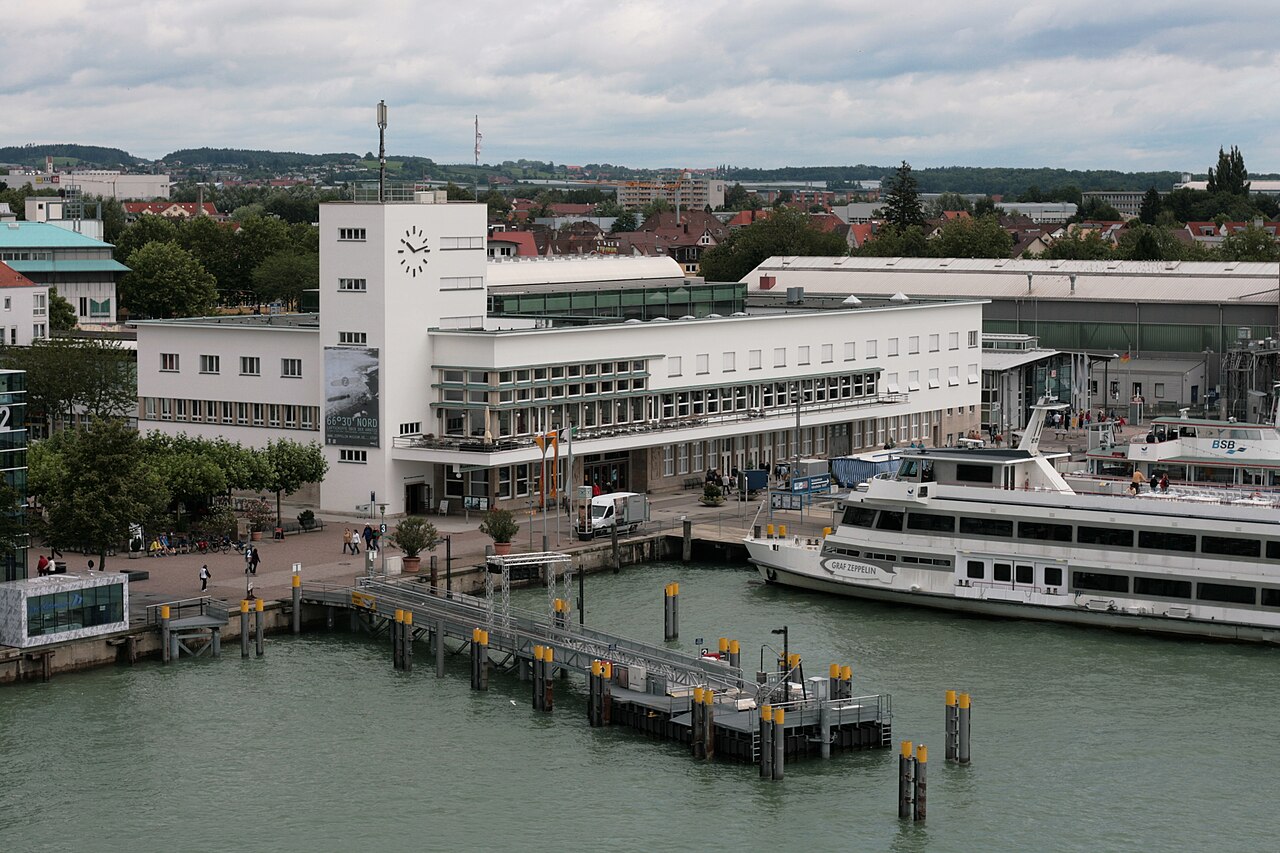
161;148;361;170
0;143;142;169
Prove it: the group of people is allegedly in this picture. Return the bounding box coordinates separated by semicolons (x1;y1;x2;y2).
706;467;741;493
341;525;378;555
1130;469;1170;495
1050;409;1127;434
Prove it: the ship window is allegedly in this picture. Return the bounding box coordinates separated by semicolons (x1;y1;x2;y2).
907;513;955;533
1044;567;1063;586
1133;576;1191;599
993;562;1011;582
842;507;877;528
954;463;994;484
1072;571;1129;593
1201;535;1260;558
959;516;1013;537
966;560;985;579
875;511;904;531
1268;541;1280;560
1018;521;1072;542
1137;530;1197;553
1076;526;1134;548
1197;582;1256;605
1015;564;1033;584
1262;589;1280;608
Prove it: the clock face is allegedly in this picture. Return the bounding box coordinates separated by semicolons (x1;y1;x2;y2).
397;225;431;277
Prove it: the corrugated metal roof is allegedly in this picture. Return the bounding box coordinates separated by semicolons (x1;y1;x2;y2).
981;349;1062;371
745;256;1280;304
0;222;114;249
7;259;129;273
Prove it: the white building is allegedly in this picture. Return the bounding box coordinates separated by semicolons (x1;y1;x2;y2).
3;171;170;201
0;224;115;328
135;192;984;517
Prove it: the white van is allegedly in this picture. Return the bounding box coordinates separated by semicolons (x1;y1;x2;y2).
577;492;650;539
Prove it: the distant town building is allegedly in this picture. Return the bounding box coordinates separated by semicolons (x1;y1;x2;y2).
616;176;726;212
1080;191;1146;218
3;171;170;201
0;223;124;326
122;202;220;221
993;202;1077;224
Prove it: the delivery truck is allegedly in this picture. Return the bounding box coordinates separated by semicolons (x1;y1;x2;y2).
577;492;650;540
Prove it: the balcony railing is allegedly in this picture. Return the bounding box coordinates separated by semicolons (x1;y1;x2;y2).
391;392;908;452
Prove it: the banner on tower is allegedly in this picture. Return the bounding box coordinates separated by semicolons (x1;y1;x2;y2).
324;346;380;447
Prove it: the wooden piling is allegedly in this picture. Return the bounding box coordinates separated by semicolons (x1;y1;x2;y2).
532;645;544;710
402;611;413;674
542;646;554;711
601;662;611;725
670;583;679;640
703;689;715;760
254;598;264;657
898;740;914;819
435;620;445;678
681;518;692;562
692;687;705;758
771;707;785;781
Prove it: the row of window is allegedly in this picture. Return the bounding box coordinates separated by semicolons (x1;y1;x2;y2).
140;398;319;430
339;449;368;464
4;294;46;316
26;585;125;636
664;335;973;377
0;250;52;261
1035;565;1278;609
885;365;980;392
442;362;650;387
334;229;483;248
162;354;303;378
845;506;1280;561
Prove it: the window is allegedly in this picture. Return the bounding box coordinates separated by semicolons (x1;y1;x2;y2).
774;347;786;367
929;334;940;352
821;344;833;363
1137;530;1197;552
966;560;985;579
32;293;47;316
1262;589;1280;608
842;507;878;527
1134;576;1191;598
1044;567;1063;586
338;278;367;292
948;332;959;350
1201;535;1260;558
663;446;674;476
668;356;682;377
798;346;810;365
240;356;260;376
875;511;904;531
3;297;10;311
199;355;220;374
160;353;179;372
79;297;87;316
723;351;736;372
32;323;45;339
696;354;709;375
440;236;485;250
885;373;900;394
281;358;303;378
928;368;940;389
908;336;919;354
338;228;366;241
948;366;959;386
907;513;955;532
338;331;367;345
1072;571;1130;593
955;464;994;484
967;363;979;384
339;449;368;463
1015;564;1034;584
749;350;762;370
907;370;920;392
1077;526;1133;547
888;338;899;357
441;276;484;290
865;341;878;359
994;563;1011;582
399;422;422;435
968;330;979;347
959;516;1012;537
1019;521;1072;542
1154;383;1166;399
1196;582;1256;605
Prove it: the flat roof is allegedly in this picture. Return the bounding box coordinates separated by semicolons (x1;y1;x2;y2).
0;222;114;249
7;259;129;274
132;313;320;330
981;348;1063;371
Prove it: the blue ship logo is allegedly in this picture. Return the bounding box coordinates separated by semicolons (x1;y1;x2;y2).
1226;446;1249;454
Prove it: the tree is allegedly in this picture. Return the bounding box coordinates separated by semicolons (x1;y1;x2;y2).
0;338;135;432
30;418;171;570
1040;230;1113;261
1218;224;1280;262
260;439;328;527
47;287;76;331
641;197;672;218
721;182;751;210
121;241;219;319
855;225;929;258
112;214;179;264
0;480;26;565
252;250;318;309
934;192;973;214
444;182;476;201
233;215;292;303
929;215;1013;258
1138;188;1162;225
610;211;638;233
699;207;848;281
1114;224;1193;261
1077;197;1123;222
1206;145;1250;196
880;161;925;229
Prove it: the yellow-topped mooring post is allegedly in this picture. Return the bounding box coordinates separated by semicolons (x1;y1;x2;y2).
898;740;915;819
728;639;741;676
160;604;172;664
958;693;972;764
663;583;680;641
945;690;958;761
692;687;706;758
254;597;265;657
840;665;852;700
771;707;786;781
240;599;251;658
291;567;302;634
913;744;927;821
402;610;414;674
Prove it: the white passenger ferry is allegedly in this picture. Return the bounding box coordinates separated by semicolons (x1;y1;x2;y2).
745;402;1280;643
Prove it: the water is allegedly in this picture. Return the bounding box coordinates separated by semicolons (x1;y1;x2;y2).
3;561;1278;853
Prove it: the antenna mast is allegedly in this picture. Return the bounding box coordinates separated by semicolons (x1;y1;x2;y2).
474;115;483;203
377;100;388;203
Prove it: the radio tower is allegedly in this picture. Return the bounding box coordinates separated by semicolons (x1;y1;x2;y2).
474;115;483;202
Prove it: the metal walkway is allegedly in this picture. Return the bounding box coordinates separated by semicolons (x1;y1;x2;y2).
302;576;746;693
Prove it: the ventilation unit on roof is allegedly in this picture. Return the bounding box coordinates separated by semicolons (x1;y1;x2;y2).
842;295;862;306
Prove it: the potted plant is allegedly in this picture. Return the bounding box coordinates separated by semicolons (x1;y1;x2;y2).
700;481;725;507
479;507;520;555
387;516;440;573
297;509;316;532
245;498;274;541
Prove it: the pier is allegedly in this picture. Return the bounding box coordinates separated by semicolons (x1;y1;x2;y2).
301;557;892;769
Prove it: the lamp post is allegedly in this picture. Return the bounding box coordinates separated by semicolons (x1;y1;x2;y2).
1201;348;1212;414
770;626;789;675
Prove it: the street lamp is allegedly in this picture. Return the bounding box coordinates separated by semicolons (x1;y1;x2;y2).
770;625;789;674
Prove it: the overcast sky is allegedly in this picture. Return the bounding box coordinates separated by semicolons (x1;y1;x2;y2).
5;1;1280;172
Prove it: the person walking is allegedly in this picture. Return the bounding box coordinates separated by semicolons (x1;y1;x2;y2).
343;527;353;555
249;546;260;576
199;564;211;591
362;524;375;551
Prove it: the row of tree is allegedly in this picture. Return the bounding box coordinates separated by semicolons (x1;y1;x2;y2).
29;420;327;569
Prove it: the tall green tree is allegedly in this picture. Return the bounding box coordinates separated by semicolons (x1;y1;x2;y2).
0;338;135;432
252;250;319;309
261;439;328;526
880;161;925;229
1218;223;1280;262
1114;224;1194;261
933;192;973;214
929;215;1013;258
699;208;847;281
30;418;171;570
47;287;76;331
121;241;219;318
1039;230;1114;260
610;211;638;233
112;214;179;264
1206;145;1250;196
855;224;929;257
1138;188;1162;225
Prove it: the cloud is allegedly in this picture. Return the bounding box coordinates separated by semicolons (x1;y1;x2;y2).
2;0;1280;173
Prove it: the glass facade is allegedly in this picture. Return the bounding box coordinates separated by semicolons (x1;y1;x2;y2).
26;583;125;637
488;283;745;321
0;370;27;581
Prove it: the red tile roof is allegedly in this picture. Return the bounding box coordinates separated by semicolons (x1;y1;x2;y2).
488;231;539;256
123;202;219;217
0;260;37;289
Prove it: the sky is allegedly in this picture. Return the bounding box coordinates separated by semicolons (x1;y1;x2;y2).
4;0;1280;172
